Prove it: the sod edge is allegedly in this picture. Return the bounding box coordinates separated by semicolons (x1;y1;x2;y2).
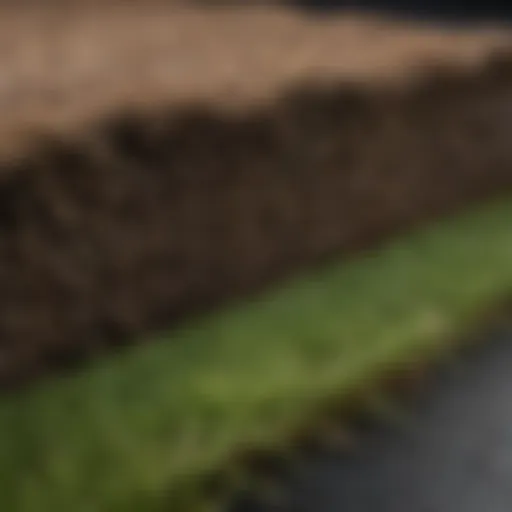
1;196;512;512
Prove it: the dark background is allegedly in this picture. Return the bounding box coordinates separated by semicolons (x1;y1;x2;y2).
292;0;512;23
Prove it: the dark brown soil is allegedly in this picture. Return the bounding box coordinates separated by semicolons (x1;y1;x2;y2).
0;5;511;390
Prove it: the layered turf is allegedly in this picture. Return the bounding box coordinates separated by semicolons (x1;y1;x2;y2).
0;6;511;512
0;195;511;512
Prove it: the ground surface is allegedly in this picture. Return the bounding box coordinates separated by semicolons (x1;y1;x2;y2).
230;325;512;512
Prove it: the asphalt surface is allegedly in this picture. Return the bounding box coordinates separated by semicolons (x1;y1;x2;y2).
230;326;512;512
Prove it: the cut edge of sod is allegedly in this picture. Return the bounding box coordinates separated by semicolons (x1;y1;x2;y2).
1;195;512;512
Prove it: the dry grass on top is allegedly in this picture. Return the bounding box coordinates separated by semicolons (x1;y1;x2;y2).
0;3;507;160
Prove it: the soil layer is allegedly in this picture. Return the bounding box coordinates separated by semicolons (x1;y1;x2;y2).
0;6;511;388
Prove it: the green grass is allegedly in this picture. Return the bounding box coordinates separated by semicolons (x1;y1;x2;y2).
1;197;512;512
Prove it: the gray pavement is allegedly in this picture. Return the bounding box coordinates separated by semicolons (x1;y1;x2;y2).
230;326;512;512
